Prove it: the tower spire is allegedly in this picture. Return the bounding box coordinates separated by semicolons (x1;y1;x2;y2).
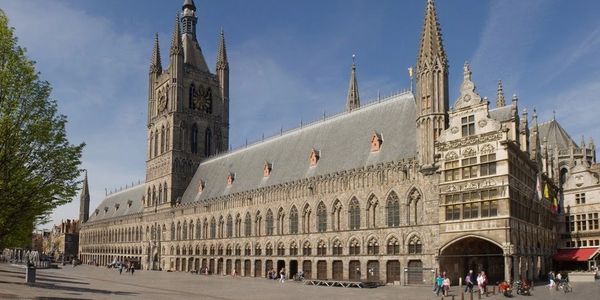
170;14;183;56
79;170;90;223
216;28;229;71
150;33;162;74
346;55;360;112
496;80;505;107
415;0;449;170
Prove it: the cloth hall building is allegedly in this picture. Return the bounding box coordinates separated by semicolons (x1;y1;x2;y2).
79;0;575;285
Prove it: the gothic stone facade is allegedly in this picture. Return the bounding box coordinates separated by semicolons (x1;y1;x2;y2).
79;0;559;284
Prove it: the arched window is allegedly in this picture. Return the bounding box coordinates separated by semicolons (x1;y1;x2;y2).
165;123;170;151
217;244;223;256
266;209;274;236
277;242;285;256
160;125;165;153
205;87;213;114
277;208;285;235
289;242;298;256
195;219;201;239
367;195;378;228
154;130;158;157
266;242;273;256
163;182;167;204
235;214;241;237
317;202;327;232
152;186;156;207
387;192;400;227
244;212;252;236
204;128;212;157
408;236;422;254
332;240;343;255
302;241;312;256
146;188;151;207
244;243;251;256
210;217;216;239
235;244;241;256
387;237;400;255
203;218;208;239
226;244;232;256
289;206;298;234
182;220;188;240
348;197;360;230
349;239;361;255
149;133;154;159
408;189;421;225
302;204;311;234
191;124;198;154
226;215;233;238
188;221;194;240
332;200;342;231
317;240;327;256
367;237;379;255
255;243;262;256
189;84;195;109
170;222;175;240
176;221;182;240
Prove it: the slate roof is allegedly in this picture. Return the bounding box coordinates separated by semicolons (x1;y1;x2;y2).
488;105;515;123
87;184;145;222
537;119;578;150
182;92;417;203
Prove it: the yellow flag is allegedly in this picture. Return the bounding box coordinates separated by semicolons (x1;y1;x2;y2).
543;184;550;199
408;67;414;78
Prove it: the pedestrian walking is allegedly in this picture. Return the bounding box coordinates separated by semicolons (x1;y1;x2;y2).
442;275;451;297
477;271;487;295
435;273;444;296
464;270;474;293
131;265;135;275
279;267;286;283
119;263;123;275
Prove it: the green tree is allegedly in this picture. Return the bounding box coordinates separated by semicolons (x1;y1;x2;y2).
0;11;84;248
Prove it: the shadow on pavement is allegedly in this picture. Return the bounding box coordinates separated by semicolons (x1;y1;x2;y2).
36;298;92;300
36;276;90;285
0;280;138;297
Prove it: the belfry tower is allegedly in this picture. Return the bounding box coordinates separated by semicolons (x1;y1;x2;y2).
416;0;449;170
145;0;229;210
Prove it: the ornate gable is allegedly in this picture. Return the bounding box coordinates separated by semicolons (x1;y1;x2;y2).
453;62;483;111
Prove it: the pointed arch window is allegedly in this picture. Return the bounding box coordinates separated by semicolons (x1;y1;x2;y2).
408;189;421;225
188;221;194;240
152;186;156;207
160;125;165;153
170;222;175;240
226;215;233;238
165;123;170;151
408;236;422;254
317;202;327;232
254;243;262;256
255;211;263;236
195;219;201;239
265;242;273;256
277;208;285;235
204;128;212;157
302;204;311;234
317;240;327;256
387;237;400;255
163;182;168;204
349;239;361;255
149;133;154;159
158;184;163;204
191;124;199;154
289;242;298;256
176;221;182;240
332;240;343;255
289;206;299;234
210;217;216;239
235;214;241;237
182;220;188;240
244;244;251;256
266;209;274;236
244;212;252;236
302;241;312;256
387;192;400;227
277;242;285;256
218;216;224;238
154;130;159;157
349;197;361;230
235;244;241;256
367;237;379;255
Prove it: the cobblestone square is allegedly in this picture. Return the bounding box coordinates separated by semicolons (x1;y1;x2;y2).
1;264;599;300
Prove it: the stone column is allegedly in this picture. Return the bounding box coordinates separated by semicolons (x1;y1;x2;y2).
512;256;520;282
361;259;368;281
250;258;255;277
504;254;512;282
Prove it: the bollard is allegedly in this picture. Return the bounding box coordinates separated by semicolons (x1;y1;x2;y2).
478;291;481;299
451;296;455;300
470;291;473;300
461;292;464;300
493;286;496;295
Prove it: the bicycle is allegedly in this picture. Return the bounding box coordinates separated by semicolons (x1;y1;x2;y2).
558;280;572;293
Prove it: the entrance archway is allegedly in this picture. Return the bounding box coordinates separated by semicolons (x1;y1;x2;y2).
439;236;504;283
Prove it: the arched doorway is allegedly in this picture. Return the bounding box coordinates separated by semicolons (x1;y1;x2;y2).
439;236;504;283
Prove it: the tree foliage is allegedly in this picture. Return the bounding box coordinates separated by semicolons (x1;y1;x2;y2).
0;11;84;248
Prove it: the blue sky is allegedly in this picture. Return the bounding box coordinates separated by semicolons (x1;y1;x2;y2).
2;0;600;229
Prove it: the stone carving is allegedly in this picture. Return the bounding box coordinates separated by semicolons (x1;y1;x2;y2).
450;126;459;134
453;62;483;110
192;86;212;111
462;147;476;157
445;151;458;160
480;144;495;154
478;119;487;128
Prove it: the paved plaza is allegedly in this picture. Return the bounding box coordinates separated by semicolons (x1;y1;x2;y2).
0;263;598;300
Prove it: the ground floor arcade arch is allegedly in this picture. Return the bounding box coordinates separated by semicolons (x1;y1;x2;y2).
439;236;505;283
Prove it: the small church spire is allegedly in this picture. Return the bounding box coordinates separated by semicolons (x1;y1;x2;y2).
496;80;505;107
170;14;183;56
417;0;447;68
216;28;229;71
149;33;162;74
346;55;360;112
79;170;90;223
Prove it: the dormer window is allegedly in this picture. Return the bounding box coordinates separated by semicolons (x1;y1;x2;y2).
263;162;272;177
371;132;382;152
127;200;133;208
94;209;99;216
227;173;235;185
104;207;109;214
309;149;320;167
114;203;120;210
198;180;205;193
